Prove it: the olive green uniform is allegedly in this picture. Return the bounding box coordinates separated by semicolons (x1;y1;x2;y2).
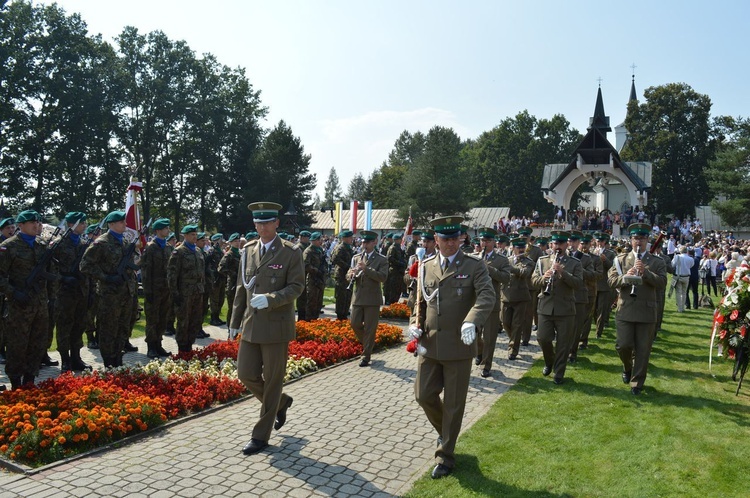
303;245;327;320
474;250;510;372
295;240;311;320
167;243;205;351
141;238;171;348
331;242;354;320
217;248;240;326
502;254;534;356
385;243;407;305
349;250;388;361
208;243;226;322
54;235;89;356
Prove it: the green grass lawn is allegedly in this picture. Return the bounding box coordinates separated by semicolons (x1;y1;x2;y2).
406;280;749;498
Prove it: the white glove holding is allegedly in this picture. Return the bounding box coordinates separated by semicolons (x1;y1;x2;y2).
250;293;269;310
408;325;423;340
460;322;476;345
228;328;240;340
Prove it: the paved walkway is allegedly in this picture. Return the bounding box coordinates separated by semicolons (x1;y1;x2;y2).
0;306;541;497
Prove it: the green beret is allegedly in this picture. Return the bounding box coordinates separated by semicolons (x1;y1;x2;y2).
286;234;295;241
85;224;99;235
569;230;583;241
360;230;378;241
299;230;311;237
181;224;198;234
103;211;126;224
247;201;282;222
210;233;223;242
246;231;259;240
393;233;403;241
412;230;423;236
518;226;532;236
228;232;240;242
511;237;527;247
385;233;393;239
495;234;510;243
197;232;207;240
64;211;87;224
167;232;176;241
339;230;354;238
15;210;41;223
479;227;497;239
430;216;464;238
0;217;15;229
550;230;570;242
421;229;435;240
152;218;170;230
628;223;651;236
310;231;322;241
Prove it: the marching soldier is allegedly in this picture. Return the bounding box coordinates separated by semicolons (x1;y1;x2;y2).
209;233;227;326
567;230;593;363
409;215;495;479
331;230;354;320
141;218;173;359
531;230;583;385
502;237;534;361
164;232;178;336
80;210;138;368
167;225;206;352
228;202;304;455
54;212;92;372
577;233;604;350
295;230;312;320
0;217;15;365
607;223;667;395
593;232;616;339
348;230;388;367
519;227;543;345
0;210;57;388
385;233;407;304
217;233;242;330
473;227;510;378
302;232;327;320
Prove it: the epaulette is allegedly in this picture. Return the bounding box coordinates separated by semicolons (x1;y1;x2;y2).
423;253;438;263
568;255;581;261
281;238;299;250
464;253;481;262
243;240;258;250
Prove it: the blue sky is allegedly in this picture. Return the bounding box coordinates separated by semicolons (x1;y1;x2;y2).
40;0;750;198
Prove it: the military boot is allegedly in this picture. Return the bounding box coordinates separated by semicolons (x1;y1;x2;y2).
70;349;92;371
103;356;117;369
146;343;159;359
41;352;59;367
10;376;22;390
209;315;223;326
22;374;35;387
59;351;72;372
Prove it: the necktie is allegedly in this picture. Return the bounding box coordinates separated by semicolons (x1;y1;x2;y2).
260;245;266;257
442;258;449;273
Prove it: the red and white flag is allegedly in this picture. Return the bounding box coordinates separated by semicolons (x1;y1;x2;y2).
125;178;146;250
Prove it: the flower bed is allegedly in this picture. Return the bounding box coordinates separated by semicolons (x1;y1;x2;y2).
380;302;411;319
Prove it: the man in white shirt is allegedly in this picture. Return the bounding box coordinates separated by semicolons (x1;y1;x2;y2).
672;246;694;313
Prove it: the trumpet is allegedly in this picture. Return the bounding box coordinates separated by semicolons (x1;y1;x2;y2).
543;250;562;296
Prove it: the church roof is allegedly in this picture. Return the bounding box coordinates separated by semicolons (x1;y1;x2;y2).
589;86;611;133
310;207;510;231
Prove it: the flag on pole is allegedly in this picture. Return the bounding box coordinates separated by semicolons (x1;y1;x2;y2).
350;200;358;233
125;177;146;249
334;201;343;235
364;200;373;230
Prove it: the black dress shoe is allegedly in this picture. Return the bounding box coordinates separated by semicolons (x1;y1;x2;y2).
568;355;577;363
274;396;294;430
631;387;642;395
147;349;159;359
542;365;552;376
242;438;269;455
123;342;138;353
197;330;210;339
41;353;59;367
579;343;588;350
156;346;171;357
480;369;491;378
359;358;370;367
88;340;99;350
508;353;517;361
522;341;530;347
431;463;452;479
622;371;632;384
474;355;482;365
553;377;565;385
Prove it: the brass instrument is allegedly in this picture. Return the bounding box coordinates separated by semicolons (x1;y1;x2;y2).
650;230;667;255
543;250;562;296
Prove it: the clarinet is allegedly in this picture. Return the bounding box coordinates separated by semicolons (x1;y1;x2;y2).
543;250;561;296
630;252;642;297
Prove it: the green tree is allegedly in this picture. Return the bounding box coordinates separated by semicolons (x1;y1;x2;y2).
623;83;716;218
346;172;369;201
323;167;342;206
707;117;750;228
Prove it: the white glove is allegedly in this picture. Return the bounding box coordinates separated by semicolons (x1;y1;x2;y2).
408;325;423;340
460;322;476;345
228;328;240;340
250;293;269;310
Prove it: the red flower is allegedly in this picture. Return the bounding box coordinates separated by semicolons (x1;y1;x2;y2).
730;309;740;321
406;338;418;353
740;326;747;338
717;314;725;324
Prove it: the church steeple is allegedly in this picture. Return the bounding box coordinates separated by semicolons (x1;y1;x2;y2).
588;83;611;135
629;74;637;103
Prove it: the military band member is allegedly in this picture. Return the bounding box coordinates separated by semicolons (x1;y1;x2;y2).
302;232;327;320
503;237;534;360
80;210;138;368
385;233;407;304
218;233;242;330
347;230;388;367
229;202;304;455
593;232;616;338
567;230;593;363
331;230;355;320
519;227;543;343
167;225;206;352
531;230;582;384
0;210;56;388
141;218;173;359
208;233;227;326
295;230;312;320
577;233;603;350
473;227;510;377
607;223;667;395
409;216;495;479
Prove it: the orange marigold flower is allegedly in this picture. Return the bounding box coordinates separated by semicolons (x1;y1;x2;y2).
58;436;66;445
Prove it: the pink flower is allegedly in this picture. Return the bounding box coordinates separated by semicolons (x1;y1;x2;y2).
730;309;740;321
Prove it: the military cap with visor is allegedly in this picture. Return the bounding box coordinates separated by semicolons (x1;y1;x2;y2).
247;201;282;223
550;230;571;242
360;230;378;241
430;216;464;238
478;227;498;239
628;223;651;236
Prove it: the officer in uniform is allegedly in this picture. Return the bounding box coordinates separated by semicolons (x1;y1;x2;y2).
385;233;407;304
502;237;534;361
0;210;56;388
607;223;667;394
348;230;388;367
593;232;616;338
209;233;227;326
566;230;594;363
80;210;138;368
302;232;327;320
167;225;206;352
577;233;604;350
531;230;583;384
0;217;16;365
54;212;92;372
473;227;510;378
331;230;354;320
228;202;304;455
295;230;312;320
141;218;173;359
409;215;495;479
164;232;178;336
218;233;242;330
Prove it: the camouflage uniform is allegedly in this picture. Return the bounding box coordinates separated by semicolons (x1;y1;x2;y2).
0;234;56;386
54;234;90;369
167;243;205;351
217;248;240;326
385;243;407;304
331;242;354;320
295;240;311;320
208;242;226;323
303;244;327;320
80;231;138;367
141;238;171;350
